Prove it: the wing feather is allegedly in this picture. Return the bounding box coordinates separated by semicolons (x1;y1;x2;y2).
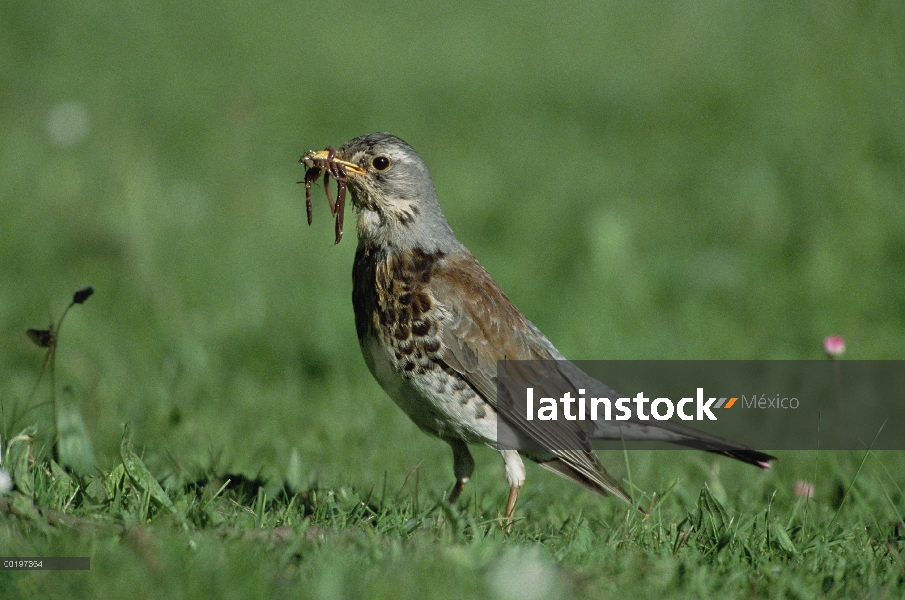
428;252;631;502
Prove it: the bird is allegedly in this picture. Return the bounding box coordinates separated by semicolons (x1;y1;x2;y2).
300;132;775;519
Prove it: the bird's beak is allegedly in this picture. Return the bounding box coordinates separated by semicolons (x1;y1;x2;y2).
300;150;366;175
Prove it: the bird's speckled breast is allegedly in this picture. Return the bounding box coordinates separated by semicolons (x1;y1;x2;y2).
352;245;443;373
352;244;497;443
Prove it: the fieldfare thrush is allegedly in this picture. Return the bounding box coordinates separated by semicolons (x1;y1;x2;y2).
300;133;774;518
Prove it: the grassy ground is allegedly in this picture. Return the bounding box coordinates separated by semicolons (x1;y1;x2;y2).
1;1;904;597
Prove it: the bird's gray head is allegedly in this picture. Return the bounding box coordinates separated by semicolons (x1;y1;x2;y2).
330;133;463;253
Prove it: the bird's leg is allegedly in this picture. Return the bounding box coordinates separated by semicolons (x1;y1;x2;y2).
504;484;522;519
501;449;526;528
447;439;474;504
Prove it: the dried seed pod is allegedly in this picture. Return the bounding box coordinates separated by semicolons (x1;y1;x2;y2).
73;286;94;304
27;328;55;348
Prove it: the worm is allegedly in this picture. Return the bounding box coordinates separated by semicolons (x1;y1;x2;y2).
298;146;360;244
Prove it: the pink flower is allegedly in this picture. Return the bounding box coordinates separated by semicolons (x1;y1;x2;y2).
824;335;845;357
794;480;815;499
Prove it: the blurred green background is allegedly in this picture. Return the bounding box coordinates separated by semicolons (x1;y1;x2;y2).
1;1;903;494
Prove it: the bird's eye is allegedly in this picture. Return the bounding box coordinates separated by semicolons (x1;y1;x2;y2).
371;156;391;171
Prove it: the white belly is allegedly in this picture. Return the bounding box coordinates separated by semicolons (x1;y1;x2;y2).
360;335;499;445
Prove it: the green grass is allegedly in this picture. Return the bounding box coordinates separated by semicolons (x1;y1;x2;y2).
2;424;905;598
1;0;904;597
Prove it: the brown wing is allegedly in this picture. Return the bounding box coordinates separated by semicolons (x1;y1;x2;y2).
428;251;631;502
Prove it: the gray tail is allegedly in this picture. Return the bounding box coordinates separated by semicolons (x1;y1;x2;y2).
592;419;776;468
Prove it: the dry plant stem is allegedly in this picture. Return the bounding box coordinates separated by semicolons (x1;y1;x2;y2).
24;286;93;456
25;302;75;430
